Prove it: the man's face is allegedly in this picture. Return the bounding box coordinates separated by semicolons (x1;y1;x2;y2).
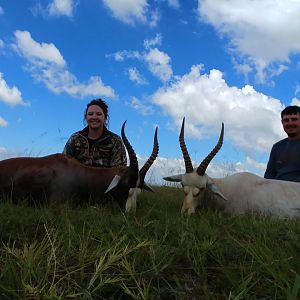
282;113;300;139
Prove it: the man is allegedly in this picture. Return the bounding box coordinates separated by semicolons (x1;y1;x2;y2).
264;105;300;182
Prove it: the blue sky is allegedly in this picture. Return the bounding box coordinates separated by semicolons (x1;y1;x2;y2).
1;0;300;184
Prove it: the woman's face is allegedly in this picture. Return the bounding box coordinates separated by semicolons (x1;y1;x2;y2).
85;105;106;130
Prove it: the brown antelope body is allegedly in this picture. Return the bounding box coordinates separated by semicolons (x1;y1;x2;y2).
0;122;159;212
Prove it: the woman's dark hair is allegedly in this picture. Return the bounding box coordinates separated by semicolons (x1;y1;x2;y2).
281;105;300;118
84;98;109;126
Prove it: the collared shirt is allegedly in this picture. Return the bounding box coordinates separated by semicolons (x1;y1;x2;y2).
63;126;127;167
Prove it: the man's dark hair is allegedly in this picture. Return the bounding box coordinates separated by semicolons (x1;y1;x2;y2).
84;98;109;126
281;105;300;118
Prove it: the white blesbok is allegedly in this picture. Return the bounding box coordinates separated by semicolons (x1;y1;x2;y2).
0;121;159;213
164;118;300;217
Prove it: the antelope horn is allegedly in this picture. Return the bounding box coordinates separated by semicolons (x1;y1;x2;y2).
139;127;159;188
121;121;139;187
197;123;224;176
179;117;194;173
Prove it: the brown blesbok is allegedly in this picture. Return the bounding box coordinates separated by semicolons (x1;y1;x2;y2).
0;121;159;212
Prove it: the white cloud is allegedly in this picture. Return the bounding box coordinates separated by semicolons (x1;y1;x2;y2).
168;0;180;9
140;155;265;186
0;6;4;15
103;0;148;25
0;147;21;160
291;97;300;107
0;116;8;127
0;39;4;50
13;30;115;99
107;50;141;61
30;68;115;98
0;73;27;106
148;8;160;28
14;30;66;66
295;85;300;98
127;67;147;85
0;147;7;159
144;33;162;49
198;0;300;82
144;48;173;82
48;0;76;17
152;64;285;154
109;44;173;82
233;60;252;80
129;96;153;115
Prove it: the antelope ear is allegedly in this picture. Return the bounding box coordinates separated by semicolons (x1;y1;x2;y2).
163;174;184;182
142;183;154;192
207;182;227;201
105;175;121;193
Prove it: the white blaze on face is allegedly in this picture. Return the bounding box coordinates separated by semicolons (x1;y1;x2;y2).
181;185;200;214
125;187;141;213
181;172;208;215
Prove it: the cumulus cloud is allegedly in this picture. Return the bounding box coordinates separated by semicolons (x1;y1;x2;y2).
129;96;154;115
13;30;115;98
31;0;77;18
48;0;77;17
14;30;65;66
291;97;300;107
198;0;300;82
143;33;162;49
0;116;8;127
109;42;173;82
127;67;148;85
0;73;27;106
144;48;172;82
152;64;285;154
140;155;265;186
103;0;149;25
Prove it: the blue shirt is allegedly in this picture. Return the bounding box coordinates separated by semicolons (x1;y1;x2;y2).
264;138;300;182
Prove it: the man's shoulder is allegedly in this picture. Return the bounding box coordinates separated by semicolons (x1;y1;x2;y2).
272;137;300;151
273;138;289;148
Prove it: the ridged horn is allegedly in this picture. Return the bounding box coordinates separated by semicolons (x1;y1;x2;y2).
121;121;139;186
139;127;159;187
196;123;224;176
179;117;194;173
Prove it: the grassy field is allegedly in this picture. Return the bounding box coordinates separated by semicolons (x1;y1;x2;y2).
0;186;299;299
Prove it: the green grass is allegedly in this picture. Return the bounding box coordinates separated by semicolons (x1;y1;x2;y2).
0;186;299;299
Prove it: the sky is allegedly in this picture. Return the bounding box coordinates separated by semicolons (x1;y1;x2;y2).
1;0;300;185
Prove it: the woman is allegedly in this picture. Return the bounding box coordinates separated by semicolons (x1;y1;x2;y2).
63;98;127;167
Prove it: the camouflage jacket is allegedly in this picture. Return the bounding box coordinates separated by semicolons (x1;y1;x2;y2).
63;126;127;167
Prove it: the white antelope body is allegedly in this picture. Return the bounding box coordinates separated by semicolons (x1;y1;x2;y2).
0;122;159;212
164;118;300;217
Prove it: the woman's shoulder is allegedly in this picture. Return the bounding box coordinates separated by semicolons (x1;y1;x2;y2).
67;128;88;142
104;128;122;142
